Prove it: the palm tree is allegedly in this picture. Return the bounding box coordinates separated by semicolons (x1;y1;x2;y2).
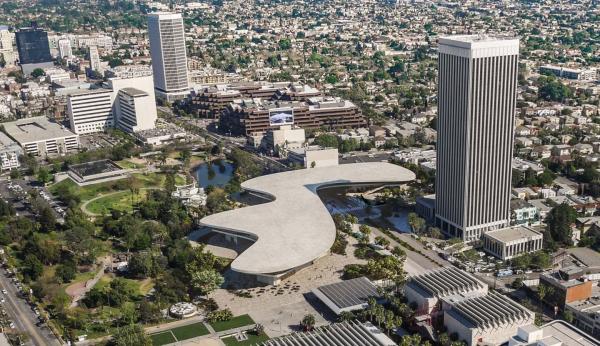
367;297;377;322
375;305;385;328
384;310;395;335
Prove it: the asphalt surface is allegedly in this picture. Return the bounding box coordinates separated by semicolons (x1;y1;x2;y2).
0;267;60;346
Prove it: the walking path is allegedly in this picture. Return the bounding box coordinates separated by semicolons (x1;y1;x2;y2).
66;256;111;308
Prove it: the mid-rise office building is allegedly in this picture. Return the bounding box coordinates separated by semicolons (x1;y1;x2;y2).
192;82;322;119
67;88;113;134
15;27;53;74
116;88;157;133
482;225;543;260
540;65;597;81
2;116;79;156
147;12;189;101
58;38;72;59
220;96;365;136
435;35;519;242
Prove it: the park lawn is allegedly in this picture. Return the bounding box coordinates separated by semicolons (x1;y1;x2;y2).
210;315;255;333
86;189;150;214
138;278;154;295
94;274;149;297
116;159;145;169
222;332;269;346
170;322;209;340
151;331;176;346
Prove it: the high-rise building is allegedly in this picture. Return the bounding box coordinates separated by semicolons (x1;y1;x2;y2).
15;27;53;74
0;26;16;67
58;38;72;59
88;45;102;73
435;35;519;242
147;12;189;101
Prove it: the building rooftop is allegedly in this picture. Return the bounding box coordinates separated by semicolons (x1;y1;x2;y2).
67;87;112;97
406;266;486;298
69;160;123;177
448;292;532;330
511;320;599;346
484;225;542;243
200;162;415;276
312;277;379;313
261;321;396;346
2;116;78;144
120;87;148;97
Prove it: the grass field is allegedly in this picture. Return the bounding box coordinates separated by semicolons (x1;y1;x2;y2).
150;322;209;346
210;315;255;333
150;331;176;346
222;332;269;346
171;322;209;340
86;189;150;214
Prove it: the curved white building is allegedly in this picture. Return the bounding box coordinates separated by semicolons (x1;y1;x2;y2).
200;162;415;285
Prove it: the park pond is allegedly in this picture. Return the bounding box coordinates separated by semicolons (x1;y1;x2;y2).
193;159;235;188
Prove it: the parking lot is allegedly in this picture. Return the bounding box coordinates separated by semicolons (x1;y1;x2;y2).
0;178;66;223
78;133;122;151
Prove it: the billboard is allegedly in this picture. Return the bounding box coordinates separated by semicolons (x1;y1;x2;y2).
269;108;294;126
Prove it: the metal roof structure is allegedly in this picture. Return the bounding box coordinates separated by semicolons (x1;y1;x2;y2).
448;292;533;330
407;266;486;298
200;162;415;277
261;321;396;346
312;277;379;315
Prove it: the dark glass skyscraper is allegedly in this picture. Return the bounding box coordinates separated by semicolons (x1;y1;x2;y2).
15;28;52;65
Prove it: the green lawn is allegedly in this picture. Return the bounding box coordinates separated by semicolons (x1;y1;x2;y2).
171;322;209;340
86;189;150;214
210;315;255;333
222;332;269;346
150;331;176;346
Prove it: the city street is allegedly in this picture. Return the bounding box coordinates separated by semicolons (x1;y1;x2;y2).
0;267;60;346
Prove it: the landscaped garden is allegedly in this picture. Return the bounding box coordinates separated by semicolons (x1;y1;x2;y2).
222;331;270;346
210;314;255;332
149;322;210;346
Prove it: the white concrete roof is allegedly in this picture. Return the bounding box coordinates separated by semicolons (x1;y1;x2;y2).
200;162;415;275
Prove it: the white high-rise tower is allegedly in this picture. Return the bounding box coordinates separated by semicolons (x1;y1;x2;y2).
435;35;519;242
147;12;189;101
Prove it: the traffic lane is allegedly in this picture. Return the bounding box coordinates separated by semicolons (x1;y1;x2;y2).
0;272;53;346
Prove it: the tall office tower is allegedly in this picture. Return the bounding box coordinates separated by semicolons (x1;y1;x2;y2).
147;12;189;101
58;38;72;59
15;27;53;74
88;45;102;73
435;35;519;242
0;26;16;67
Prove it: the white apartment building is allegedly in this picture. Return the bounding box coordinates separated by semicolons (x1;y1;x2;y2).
116;88;157;133
0;132;22;171
58;38;72;59
88;45;102;72
148;12;190;101
67;88;113;134
75;34;113;50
